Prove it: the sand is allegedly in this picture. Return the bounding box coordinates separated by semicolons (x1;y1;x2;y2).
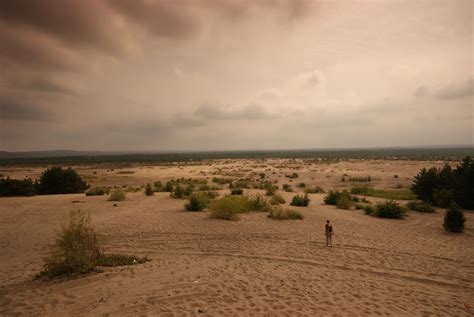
0;159;473;316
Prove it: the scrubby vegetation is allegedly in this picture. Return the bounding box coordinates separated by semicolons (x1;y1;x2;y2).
265;184;278;196
85;187;110;196
35;167;88;195
304;186;325;194
0;177;36;197
170;185;193;199
286;172;299;179
348;176;371;182
209;195;271;220
290;194;310;207
268;207;303;220
336;194;352;210
145;183;154;196
108;189;126;201
350;186;416;200
269;194;286;205
282;184;293;192
231;188;244;195
443;204;466;233
185;192;214;211
324;190;350;205
365;200;406;219
38;210;148;278
406;201;435;213
412;157;474;209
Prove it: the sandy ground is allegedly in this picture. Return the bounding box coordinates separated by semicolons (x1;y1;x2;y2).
0;159;473;316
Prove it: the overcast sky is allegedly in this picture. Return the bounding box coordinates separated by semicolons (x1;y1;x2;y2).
0;0;473;151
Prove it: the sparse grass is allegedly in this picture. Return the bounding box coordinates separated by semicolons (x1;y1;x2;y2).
108;189;126;201
268;207;303;220
290;194;310;207
86;187;110;196
350;186;416;200
336;195;352;210
406;201;435;213
265;184;278;196
209;194;271;220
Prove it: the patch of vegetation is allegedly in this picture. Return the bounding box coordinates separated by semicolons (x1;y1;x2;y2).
443;204;466;233
231;188;244;195
348;176;371;182
282;184;293;192
268;207;303;220
269;194;286;205
406;201;435;213
212;177;233;185
367;200;406;219
297;182;306;188
265;183;278;196
170;185;193;199
153;181;163;191
290;194;310;207
0;177;36;197
145;183;154;196
185;192;214;211
85;187;110;196
37;210;148;278
246;194;272;212
324;190;351;205
412;157;474;209
209;194;271;220
286;172;299;179
35;167;88;195
350;186;416;200
304;186;325;194
109;189;126;201
116;170;135;174
336;194;353;210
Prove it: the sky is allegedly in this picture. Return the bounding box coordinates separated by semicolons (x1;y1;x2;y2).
0;0;473;152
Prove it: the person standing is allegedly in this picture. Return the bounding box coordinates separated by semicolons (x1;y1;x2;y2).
325;220;333;247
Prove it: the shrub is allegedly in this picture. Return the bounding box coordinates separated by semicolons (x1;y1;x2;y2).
265;184;278;196
209;195;271;220
35;167;88;195
298;182;306;188
282;184;293;192
349;176;371;182
171;185;192;199
286;173;299;179
406;201;435;213
350;186;416;200
165;181;173;192
212;177;233;185
185;192;210;211
443;204;466;233
109;189;126;201
371;200;406;219
432;189;455;208
0;177;36;197
97;254;149;266
145;184;154;196
270;194;286;205
153;181;163;191
247;194;272;212
324;190;351;205
199;184;211;191
291;194;310;207
231;188;244;195
85;187;110;196
362;205;375;215
336;195;352;210
305;186;325;194
39;210;101;277
268;207;303;220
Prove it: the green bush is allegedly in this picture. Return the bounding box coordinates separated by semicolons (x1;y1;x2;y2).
35;167;88;195
145;184;154;196
247;194;272;212
433;189;455;208
170;185;192;199
85;187;110;196
282;184;293;192
231;188;244;195
153;181;163;191
109;189;126;201
39;210;101;277
298;182;306;188
362;205;375;215
443;204;465;233
270;194;286;205
209;195;271;220
350;186;416;200
265;184;278;196
324;190;351;205
0;177;36;197
406;201;435;213
185;192;211;211
268;207;303;220
97;254;149;266
371;200;406;219
290;194;310;207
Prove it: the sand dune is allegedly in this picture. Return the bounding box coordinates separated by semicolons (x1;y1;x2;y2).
0;160;473;316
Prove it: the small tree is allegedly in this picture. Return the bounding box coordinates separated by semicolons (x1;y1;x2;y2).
35;167;88;194
443;204;466;233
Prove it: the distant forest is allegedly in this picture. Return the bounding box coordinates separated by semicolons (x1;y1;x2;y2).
0;147;472;166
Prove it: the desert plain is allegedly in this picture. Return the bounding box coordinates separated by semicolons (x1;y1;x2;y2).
0;158;472;316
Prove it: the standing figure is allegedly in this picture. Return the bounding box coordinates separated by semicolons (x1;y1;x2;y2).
325;220;333;247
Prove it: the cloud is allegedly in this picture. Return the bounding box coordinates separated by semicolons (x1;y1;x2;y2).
0;97;52;121
194;104;278;120
435;78;474;100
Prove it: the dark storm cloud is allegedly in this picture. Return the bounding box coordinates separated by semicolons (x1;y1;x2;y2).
0;97;52;121
0;0;124;54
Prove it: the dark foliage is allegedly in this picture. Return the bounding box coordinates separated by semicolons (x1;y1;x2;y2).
35;167;88;195
0;177;36;196
290;194;310;207
443;204;466;233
